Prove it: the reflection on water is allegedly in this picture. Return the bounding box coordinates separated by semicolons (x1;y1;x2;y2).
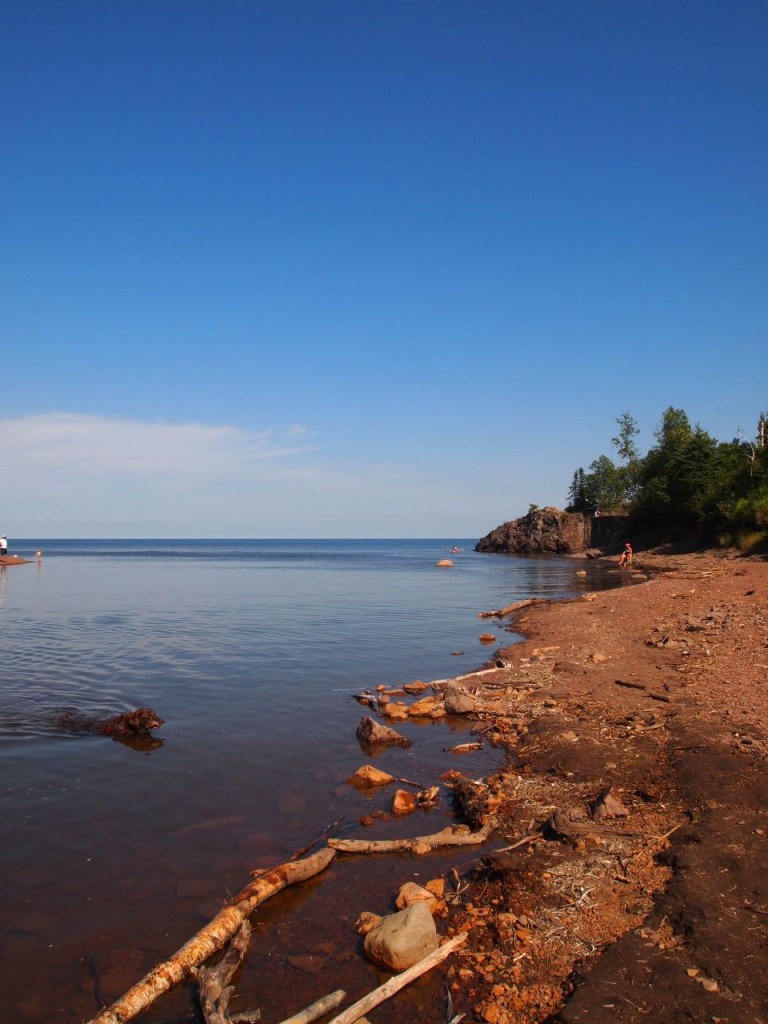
0;540;635;1023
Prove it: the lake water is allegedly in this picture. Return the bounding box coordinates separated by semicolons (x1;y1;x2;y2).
0;539;629;1024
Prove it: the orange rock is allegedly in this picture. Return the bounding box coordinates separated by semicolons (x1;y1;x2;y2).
403;680;427;694
407;695;440;716
391;789;417;815
348;765;395;788
395;881;440;912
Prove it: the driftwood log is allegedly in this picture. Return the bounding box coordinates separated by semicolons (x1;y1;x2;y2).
328;823;494;855
325;933;468;1024
478;597;550;619
84;847;336;1024
276;990;346;1024
196;921;253;1024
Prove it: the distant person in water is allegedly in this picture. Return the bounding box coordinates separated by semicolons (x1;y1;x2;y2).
618;542;633;568
35;549;43;562
0;536;7;557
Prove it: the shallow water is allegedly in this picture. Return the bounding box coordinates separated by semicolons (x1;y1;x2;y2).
0;539;632;1023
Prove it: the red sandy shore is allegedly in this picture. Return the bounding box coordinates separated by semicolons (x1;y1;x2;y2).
439;549;767;1024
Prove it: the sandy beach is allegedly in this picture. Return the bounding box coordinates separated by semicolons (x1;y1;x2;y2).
439;548;767;1023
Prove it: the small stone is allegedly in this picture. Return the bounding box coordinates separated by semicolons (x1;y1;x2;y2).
403;680;427;694
408;696;441;716
425;878;445;897
592;787;630;821
392;789;417;815
395;881;440;912
348;765;395;788
382;702;409;721
356;911;382;935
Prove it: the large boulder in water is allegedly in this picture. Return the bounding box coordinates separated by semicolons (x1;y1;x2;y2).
475;506;591;555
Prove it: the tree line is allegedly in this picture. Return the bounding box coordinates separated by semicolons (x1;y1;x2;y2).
566;408;768;550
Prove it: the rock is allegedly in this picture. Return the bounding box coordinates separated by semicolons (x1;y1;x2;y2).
479;633;496;644
591;787;630;821
425;878;445;897
576;569;587;576
348;765;395;788
452;777;501;825
416;785;440;806
444;683;478;715
475;507;592;555
392;789;418;815
447;742;482;755
402;680;427;694
382;702;409;721
395;881;441;912
356;716;412;749
436;559;454;567
408;695;441;716
363;902;439;970
590;651;608;664
356;911;382;935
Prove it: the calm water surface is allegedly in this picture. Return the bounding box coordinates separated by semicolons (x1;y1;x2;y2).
0;539;630;1024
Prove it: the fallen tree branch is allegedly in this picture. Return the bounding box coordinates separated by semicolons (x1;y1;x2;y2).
326;933;467;1024
328;823;494;855
196;921;252;1024
84;847;336;1024
492;833;542;854
275;989;346;1024
614;679;647;691
424;667;504;689
478;597;550;619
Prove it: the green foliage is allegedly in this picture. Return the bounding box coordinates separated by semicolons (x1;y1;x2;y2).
566;407;768;546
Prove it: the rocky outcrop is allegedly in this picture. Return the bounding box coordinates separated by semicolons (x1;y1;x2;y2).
475;506;591;555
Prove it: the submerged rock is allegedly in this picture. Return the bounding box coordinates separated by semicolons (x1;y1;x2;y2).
356;716;412;749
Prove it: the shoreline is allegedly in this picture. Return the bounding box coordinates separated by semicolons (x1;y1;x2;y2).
439;548;767;1023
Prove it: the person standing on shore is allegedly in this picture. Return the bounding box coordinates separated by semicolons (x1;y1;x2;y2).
619;542;633;567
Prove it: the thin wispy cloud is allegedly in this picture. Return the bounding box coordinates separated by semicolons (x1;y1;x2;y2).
0;413;316;477
0;412;478;536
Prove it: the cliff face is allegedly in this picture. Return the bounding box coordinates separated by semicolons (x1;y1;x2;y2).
475;506;591;555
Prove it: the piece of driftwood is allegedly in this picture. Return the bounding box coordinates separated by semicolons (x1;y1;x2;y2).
549;806;640;839
275;990;346;1024
396;776;428;789
614;679;646;691
477;597;549;619
84;848;336;1024
426;667;501;689
196;921;252;1024
328;823;494;855
325;933;468;1024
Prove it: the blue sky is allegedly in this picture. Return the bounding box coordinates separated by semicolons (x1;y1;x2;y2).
2;1;766;537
